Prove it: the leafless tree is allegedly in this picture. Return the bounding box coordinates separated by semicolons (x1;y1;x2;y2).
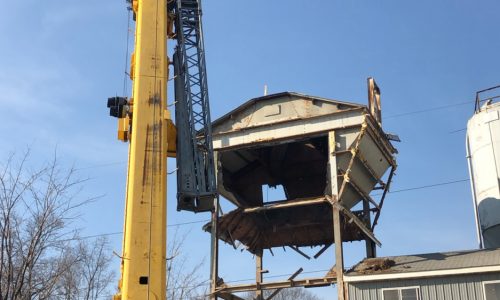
244;287;323;300
166;229;208;300
0;150;114;300
78;237;115;300
53;237;115;300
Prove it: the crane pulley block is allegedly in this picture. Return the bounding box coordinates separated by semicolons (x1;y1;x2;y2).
107;96;129;118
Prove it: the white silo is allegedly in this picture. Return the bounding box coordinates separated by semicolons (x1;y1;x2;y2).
466;86;500;249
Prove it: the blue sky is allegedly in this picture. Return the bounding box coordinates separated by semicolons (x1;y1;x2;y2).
1;0;500;299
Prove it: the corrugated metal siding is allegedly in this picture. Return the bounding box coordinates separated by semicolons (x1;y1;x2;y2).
347;272;500;300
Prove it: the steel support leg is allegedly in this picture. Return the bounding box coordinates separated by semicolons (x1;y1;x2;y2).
210;196;220;300
363;199;376;258
333;206;345;300
328;131;345;300
256;249;264;300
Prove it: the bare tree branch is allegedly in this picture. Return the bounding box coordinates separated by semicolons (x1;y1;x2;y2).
166;229;208;300
0;150;115;300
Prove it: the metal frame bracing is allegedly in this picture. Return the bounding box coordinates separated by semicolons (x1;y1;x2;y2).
209;123;397;300
173;0;217;212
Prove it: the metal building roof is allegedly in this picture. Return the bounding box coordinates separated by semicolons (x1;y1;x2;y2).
345;248;500;282
211;91;364;130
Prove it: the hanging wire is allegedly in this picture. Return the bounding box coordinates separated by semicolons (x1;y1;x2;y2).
122;3;132;97
384;100;474;119
74;178;470;241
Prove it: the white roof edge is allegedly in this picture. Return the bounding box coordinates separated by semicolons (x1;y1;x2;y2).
211;92;364;128
344;265;500;283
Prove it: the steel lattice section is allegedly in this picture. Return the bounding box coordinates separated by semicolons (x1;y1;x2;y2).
173;0;217;212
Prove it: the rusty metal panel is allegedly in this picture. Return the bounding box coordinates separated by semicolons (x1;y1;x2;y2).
212;92;363;133
212;108;366;150
209;92;397;251
204;199;366;253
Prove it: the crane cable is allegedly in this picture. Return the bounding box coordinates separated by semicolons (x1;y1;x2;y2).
384;100;473;119
72;177;471;243
122;5;132;97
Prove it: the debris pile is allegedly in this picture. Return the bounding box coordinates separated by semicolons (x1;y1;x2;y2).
353;258;396;274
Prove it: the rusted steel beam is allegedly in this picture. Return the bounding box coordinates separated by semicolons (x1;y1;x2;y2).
265;268;303;300
210;197;220;300
329;130;346;300
329;149;352;156
352;208;379;214
212;109;365;150
242;197;327;213
333;204;345;300
363;196;376;258
337;123;367;199
313;244;332;259
288;267;304;280
217;292;246;300
347;178;381;211
372;165;396;230
326;196;381;247
216;276;337;294
256;249;263;300
368;77;382;125
289;246;311;260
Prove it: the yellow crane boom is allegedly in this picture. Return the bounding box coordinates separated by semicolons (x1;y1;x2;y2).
107;0;214;298
109;0;173;299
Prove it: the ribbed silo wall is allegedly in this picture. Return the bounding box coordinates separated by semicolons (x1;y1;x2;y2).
467;102;500;248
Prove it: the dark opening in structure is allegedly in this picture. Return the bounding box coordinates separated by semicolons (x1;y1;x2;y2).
219;136;329;208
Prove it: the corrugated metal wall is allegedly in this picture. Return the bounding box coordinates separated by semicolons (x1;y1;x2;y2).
467;103;500;248
347;272;500;300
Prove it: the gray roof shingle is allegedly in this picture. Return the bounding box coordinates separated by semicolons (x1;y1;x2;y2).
346;248;500;277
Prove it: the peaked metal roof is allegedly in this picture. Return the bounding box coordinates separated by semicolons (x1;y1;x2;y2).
211;91;364;128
